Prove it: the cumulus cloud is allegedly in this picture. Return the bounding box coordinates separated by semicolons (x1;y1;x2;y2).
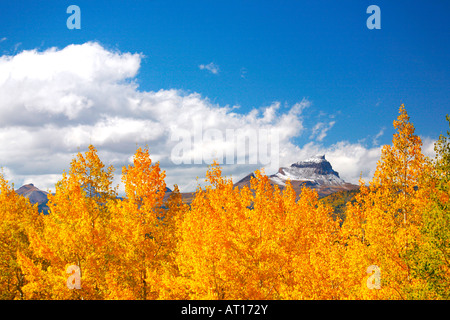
0;43;306;192
0;42;436;194
199;62;219;74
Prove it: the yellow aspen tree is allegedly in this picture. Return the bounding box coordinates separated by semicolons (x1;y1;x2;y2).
161;185;189;267
175;161;344;300
105;147;170;299
339;182;385;299
174;161;242;299
156;184;190;300
0;173;42;299
342;105;433;299
232;170;287;300
18;145;117;299
175;162;276;299
278;182;344;299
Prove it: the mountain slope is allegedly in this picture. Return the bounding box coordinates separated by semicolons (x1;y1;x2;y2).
270;154;346;187
235;154;359;198
15;184;50;214
15;155;358;208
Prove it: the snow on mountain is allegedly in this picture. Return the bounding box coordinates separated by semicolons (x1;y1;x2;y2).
234;154;358;198
269;154;346;187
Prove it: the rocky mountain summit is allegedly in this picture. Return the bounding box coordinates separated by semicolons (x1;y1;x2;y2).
236;154;358;197
14;155;358;209
15;183;50;214
270;154;347;187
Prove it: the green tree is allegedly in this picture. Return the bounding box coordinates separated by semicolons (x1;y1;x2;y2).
409;114;450;299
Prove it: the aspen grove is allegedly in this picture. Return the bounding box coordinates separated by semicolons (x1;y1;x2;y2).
0;105;449;299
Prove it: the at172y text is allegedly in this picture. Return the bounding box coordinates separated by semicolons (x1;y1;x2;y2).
181;304;268;317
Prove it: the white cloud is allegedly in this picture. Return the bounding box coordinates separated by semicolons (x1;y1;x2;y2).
310;121;335;142
0;42;435;195
199;62;219;74
0;43;308;193
422;137;437;159
372;127;385;146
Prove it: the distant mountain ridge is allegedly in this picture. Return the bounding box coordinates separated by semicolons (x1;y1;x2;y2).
14;183;172;214
14;155;358;209
235;154;358;197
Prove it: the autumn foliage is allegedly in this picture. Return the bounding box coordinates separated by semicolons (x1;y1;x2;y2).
0;105;449;299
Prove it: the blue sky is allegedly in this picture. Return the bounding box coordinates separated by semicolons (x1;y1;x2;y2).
0;1;449;191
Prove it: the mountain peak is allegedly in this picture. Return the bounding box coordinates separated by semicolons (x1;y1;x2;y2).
270;154;344;186
292;154;326;166
233;154;359;198
16;183;40;193
15;183;49;207
308;154;326;161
